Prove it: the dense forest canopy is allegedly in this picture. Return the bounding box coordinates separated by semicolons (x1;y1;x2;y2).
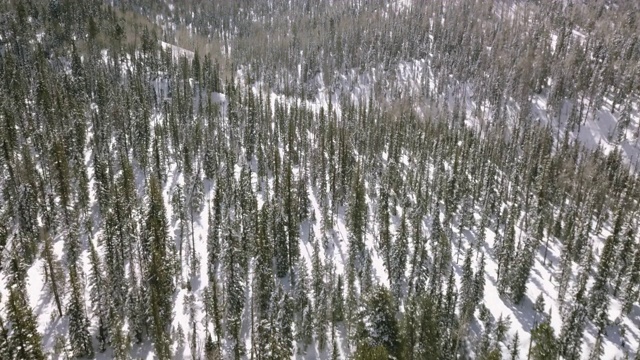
1;0;640;359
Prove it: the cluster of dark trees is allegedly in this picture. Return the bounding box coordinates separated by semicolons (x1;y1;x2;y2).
1;0;640;359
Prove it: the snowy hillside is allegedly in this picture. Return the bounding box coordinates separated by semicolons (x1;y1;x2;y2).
2;1;640;360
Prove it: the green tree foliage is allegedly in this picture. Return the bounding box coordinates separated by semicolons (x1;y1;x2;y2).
67;268;94;358
353;343;389;360
145;177;174;359
357;285;400;358
509;237;537;304
6;285;45;360
530;320;558;360
589;235;617;329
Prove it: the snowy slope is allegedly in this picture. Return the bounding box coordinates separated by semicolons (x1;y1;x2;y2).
2;38;639;360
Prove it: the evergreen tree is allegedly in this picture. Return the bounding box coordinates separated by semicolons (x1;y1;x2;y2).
88;241;109;352
390;211;408;300
589;235;617;329
378;180;392;271
207;191;221;284
529;320;558;360
509;331;520;360
6;285;45;360
559;259;589;360
402;293;442;359
41;228;64;318
588;331;604;360
254;206;274;358
225;226;246;359
623;243;640;314
272;289;294;359
473;252;486;313
615;227;635;296
353;343;390;360
496;208;517;293
145;177;174;359
67;268;94;358
357;285;400;358
294;259;313;348
509;236;536;304
0;314;11;360
274;206;289;278
459;248;475;319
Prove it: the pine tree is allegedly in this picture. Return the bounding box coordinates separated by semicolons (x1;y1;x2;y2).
441;268;459;359
204;332;220;360
476;210;489;258
588;331;605;360
559;258;589;360
378;180;392;271
6;285;45;360
473;252;486;311
274;206;289;278
623;244;640;314
529;320;558;360
225;226;246;359
172;184;187;264
476;318;494;360
459;248;475;319
353;343;390;360
127;276;146;345
311;236;324;310
589;235;617;329
556;233;574;309
509;331;520;360
41;228;64;318
421;293;443;358
254;206;274;358
146;176;174;359
390;211;408;300
273;289;295;359
496;208;517;293
315;286;329;352
358;285;400;357
494;314;511;345
509;236;536;304
348;169;368;281
331;326;341;360
294;259;313;348
0;313;11;360
615;227;635;296
67;267;94;358
88;241;109;352
208;185;223;283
